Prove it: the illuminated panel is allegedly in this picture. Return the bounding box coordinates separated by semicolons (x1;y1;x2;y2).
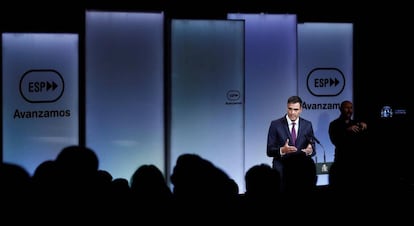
2;33;79;175
228;14;298;191
85;11;164;181
298;23;353;185
170;19;245;191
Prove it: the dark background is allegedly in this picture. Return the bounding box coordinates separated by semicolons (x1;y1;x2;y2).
1;0;412;189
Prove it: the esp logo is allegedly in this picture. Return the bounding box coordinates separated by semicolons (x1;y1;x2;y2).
19;69;64;103
306;68;345;97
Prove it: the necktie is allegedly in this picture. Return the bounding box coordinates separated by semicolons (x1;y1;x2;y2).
291;122;296;146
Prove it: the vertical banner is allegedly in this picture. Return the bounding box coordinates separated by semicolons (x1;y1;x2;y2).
227;14;298;189
85;11;165;181
298;23;353;185
2;33;79;175
170;19;245;191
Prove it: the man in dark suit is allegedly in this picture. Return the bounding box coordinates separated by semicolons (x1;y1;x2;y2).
328;100;367;164
328;100;368;190
266;95;317;192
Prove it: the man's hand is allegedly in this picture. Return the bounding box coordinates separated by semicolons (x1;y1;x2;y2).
282;139;298;154
301;143;313;156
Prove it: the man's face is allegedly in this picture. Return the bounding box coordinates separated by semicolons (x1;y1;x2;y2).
287;102;302;121
341;102;353;119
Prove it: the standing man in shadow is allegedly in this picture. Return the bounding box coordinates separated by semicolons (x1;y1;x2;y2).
328;100;368;191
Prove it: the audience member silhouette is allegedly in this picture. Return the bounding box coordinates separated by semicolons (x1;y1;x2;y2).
32;160;60;207
110;177;131;201
170;153;239;219
0;162;33;221
241;163;282;220
282;154;317;194
129;164;173;216
52;145;109;221
106;177;132;221
8;142;411;222
32;160;59;189
54;145;100;194
244;163;281;202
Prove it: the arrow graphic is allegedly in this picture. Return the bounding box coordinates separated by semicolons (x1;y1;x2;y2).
330;78;339;87
46;81;58;91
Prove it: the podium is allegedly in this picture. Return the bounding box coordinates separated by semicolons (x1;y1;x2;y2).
316;162;333;175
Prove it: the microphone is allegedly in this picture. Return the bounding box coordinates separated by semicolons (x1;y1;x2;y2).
308;135;331;174
309;135;321;144
307;135;325;163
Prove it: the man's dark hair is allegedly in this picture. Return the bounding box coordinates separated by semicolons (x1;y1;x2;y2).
287;95;302;105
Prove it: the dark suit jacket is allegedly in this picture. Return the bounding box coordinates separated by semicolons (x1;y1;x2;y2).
266;115;316;170
328;116;367;163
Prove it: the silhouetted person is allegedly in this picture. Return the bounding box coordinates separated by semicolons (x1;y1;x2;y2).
32;160;60;209
282;154;317;194
53;145;107;221
0;162;33;221
329;100;367;164
170;153;239;220
111;177;131;202
129;164;173;217
280;155;318;220
244;163;281;202
32;160;59;189
328;100;368;191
